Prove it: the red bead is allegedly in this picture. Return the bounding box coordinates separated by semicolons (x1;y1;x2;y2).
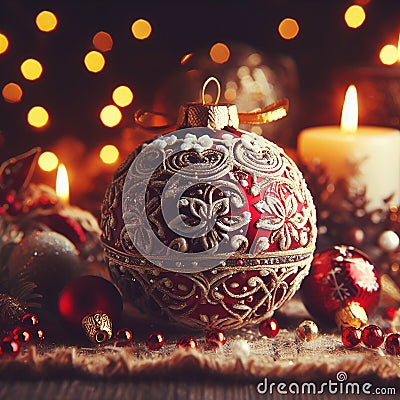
341;326;362;348
361;325;384;348
206;330;226;349
21;313;39;327
30;328;45;343
383;307;397;321
385;333;400;356
114;328;133;342
1;337;19;356
12;327;31;344
177;336;197;350
259;318;279;338
146;332;164;350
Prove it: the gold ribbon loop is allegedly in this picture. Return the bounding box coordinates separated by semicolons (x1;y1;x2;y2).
202;76;221;105
238;98;289;125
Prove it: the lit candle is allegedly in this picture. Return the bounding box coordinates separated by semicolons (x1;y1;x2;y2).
298;85;400;211
56;163;70;204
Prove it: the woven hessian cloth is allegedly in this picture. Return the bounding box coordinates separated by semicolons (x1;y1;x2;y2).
0;298;399;383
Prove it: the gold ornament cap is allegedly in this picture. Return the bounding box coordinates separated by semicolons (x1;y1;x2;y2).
81;312;113;343
334;302;368;330
177;77;239;130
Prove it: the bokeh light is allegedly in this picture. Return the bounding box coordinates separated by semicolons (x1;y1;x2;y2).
2;83;23;103
93;31;113;52
112;86;134;107
224;88;236;102
35;10;58;32
20;59;43;81
38;151;59;171
278;18;299;40
27;106;49;128
209;43;230;64
344;5;366;29
100;105;122;127
131;19;152;40
379;44;398;65
100;144;119;164
84;51;105;73
0;33;9;55
180;53;193;65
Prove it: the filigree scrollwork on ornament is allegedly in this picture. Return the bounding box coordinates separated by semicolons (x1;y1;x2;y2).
101;179;123;243
101;122;317;329
106;246;312;330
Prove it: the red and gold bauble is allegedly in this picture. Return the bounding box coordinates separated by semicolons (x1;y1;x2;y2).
100;79;317;330
58;275;123;343
301;245;380;327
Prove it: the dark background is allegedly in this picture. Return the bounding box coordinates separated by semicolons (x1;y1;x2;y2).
0;0;399;207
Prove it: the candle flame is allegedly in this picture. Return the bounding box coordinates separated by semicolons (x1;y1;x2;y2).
341;85;358;133
56;163;69;204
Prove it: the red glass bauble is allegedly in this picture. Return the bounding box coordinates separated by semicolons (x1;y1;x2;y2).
177;336;197;350
341;326;362;348
361;325;384;349
300;246;380;325
206;330;226;349
58;275;123;328
259;318;279;338
145;332;164;350
385;333;400;356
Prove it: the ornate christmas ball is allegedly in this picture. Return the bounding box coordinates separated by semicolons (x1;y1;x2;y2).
8;230;82;304
101;99;317;330
301;245;381;326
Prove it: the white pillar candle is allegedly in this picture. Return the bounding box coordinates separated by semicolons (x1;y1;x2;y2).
298;85;400;212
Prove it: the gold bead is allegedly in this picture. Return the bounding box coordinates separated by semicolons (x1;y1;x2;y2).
334;302;368;330
296;319;319;341
81;312;112;343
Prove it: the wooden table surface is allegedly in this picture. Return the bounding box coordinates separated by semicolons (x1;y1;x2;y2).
0;379;397;400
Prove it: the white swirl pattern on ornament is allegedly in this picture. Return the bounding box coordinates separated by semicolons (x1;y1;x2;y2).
118;127;315;273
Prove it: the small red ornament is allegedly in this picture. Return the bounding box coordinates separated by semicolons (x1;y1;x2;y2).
341;326;362;348
206;330;226;349
177;336;197;350
58;275;123;343
385;333;400;356
114;328;133;343
21;313;39;327
1;337;19;356
301;246;380;326
12;327;31;344
361;325;384;348
259;318;279;338
30;328;45;343
145;332;164;350
383;307;397;321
